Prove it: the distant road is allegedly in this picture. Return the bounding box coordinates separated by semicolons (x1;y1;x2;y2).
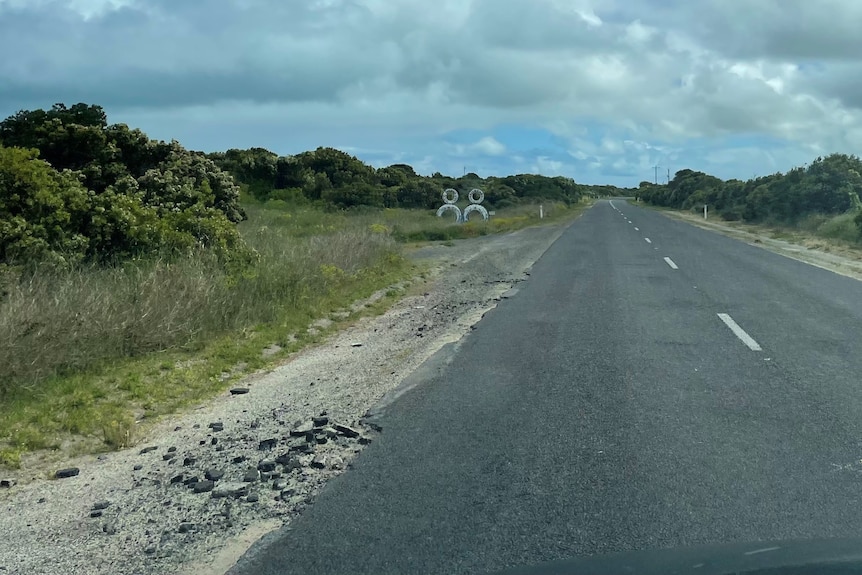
231;199;862;575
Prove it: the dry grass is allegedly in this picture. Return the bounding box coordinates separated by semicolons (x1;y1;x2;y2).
0;205;408;467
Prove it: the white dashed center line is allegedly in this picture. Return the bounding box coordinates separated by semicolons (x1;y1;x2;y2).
634;227;639;231
663;257;679;270
717;313;762;351
645;238;652;244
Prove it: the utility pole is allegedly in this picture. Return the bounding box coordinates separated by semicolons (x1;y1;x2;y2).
667;168;670;185
653;164;660;185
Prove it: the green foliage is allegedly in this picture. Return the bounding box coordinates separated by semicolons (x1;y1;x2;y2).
638;154;862;233
210;147;616;210
0;104;247;266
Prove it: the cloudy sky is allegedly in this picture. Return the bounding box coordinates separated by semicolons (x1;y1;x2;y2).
1;0;861;186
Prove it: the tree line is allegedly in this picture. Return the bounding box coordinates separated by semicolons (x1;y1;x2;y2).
636;154;862;233
0;103;629;267
207;147;619;210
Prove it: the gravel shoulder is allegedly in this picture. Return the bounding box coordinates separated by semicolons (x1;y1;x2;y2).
657;208;862;281
0;216;580;575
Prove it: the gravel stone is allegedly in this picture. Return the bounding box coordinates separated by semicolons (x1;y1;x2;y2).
243;469;260;483
229;388;250;395
92;501;111;511
54;468;80;479
208;422;224;432
138;447;158;455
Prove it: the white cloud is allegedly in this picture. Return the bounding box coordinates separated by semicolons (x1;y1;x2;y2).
1;0;862;184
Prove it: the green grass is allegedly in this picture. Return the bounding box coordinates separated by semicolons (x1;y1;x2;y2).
0;204;411;468
0;198;585;468
797;212;861;243
386;200;589;242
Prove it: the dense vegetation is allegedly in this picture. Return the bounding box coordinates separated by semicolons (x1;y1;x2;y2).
636;154;862;237
0;104;248;267
208;147;617;210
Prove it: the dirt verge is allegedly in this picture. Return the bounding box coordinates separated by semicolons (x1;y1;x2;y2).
0;216;581;575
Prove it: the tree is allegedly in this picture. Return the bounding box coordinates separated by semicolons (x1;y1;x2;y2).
0;145;90;264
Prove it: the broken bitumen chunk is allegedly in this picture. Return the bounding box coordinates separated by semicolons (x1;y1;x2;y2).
55;468;80;479
208;422;224;432
162;454;174;461
183;457;196;467
204;469;224;482
333;424;360;438
274;453;293;466
167;446;177;453
243;469;260;483
193;480;215;494
178;523;194;534
258;438;277;451
312;416;329;426
183;476;200;487
133;465;143;471
232;455;247;464
90;510;103;518
139;446;158;455
0;479;15;489
92;501;111;511
257;459;276;472
289;422;314;437
246;493;260;503
170;474;185;485
230;387;250;395
310;455;326;469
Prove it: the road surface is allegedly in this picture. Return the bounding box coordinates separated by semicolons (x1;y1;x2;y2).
230;199;862;574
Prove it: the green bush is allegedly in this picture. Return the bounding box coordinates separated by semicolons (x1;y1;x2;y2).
0;104;249;267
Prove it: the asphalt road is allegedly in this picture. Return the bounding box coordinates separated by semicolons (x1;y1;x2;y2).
230;199;862;575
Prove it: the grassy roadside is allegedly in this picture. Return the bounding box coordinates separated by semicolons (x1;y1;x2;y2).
0;200;587;469
644;204;862;262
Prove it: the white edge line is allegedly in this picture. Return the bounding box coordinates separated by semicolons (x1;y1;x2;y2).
717;313;762;351
663;257;679;270
744;546;781;556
